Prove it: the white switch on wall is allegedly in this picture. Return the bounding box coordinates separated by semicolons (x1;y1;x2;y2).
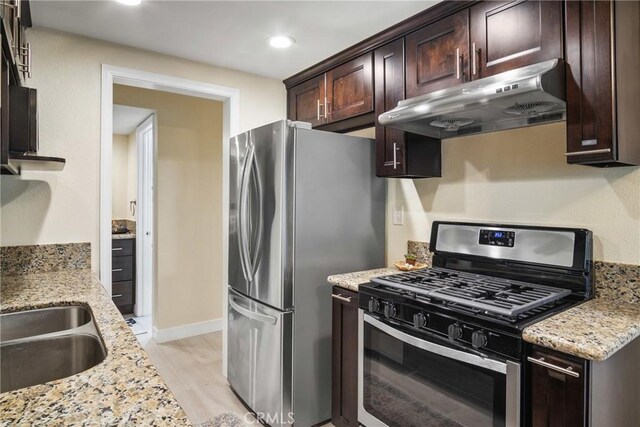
393;206;404;226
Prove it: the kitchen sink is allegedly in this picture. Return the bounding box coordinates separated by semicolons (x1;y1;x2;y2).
1;305;92;341
0;305;107;393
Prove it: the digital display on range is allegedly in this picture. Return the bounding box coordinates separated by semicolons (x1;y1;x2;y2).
479;229;515;247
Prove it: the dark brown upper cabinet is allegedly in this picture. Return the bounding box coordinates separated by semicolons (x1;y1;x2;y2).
469;1;563;80
287;52;373;129
325;54;373;123
564;0;640;166
287;74;325;128
405;10;470;98
375;39;441;178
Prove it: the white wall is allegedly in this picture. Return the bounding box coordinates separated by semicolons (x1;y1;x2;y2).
111;134;129;219
385;123;640;265
126;131;137;220
0;28;286;271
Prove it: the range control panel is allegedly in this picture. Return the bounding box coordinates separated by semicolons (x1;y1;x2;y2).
479;229;515;247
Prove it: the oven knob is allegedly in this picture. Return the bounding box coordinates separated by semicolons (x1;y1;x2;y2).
368;298;381;313
413;312;428;328
383;303;397;319
472;331;488;349
447;323;463;341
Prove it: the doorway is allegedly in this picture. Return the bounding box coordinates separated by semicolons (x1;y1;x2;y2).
111;105;155;335
100;66;239;375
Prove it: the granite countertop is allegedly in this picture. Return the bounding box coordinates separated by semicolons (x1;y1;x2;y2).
328;267;399;292
523;298;640;361
112;232;136;240
0;269;189;425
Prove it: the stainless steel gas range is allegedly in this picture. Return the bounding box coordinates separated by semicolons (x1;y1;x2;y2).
358;221;593;427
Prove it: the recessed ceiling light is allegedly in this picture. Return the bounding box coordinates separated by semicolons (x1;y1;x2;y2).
115;0;142;6
267;35;295;49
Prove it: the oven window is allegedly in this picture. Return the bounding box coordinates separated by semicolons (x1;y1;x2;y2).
363;320;506;427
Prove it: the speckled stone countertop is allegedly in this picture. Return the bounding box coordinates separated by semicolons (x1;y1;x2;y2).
0;269;189;425
523;262;640;362
523;298;640;361
112;232;136;240
328;268;399;292
328;241;432;292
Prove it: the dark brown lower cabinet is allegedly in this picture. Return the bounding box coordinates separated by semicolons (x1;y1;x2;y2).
529;346;587;427
331;286;359;427
112;237;135;314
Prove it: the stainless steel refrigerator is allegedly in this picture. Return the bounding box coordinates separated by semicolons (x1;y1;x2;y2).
227;120;385;426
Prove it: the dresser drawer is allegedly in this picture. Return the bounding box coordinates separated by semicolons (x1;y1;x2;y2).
112;281;134;307
112;238;134;257
112;256;133;282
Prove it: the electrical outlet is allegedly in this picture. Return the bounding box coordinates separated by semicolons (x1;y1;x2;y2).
393;206;404;225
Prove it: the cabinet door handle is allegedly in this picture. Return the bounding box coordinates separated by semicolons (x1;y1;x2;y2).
112;247;123;251
393;142;398;170
324;96;329;119
472;43;479;76
527;356;580;378
316;99;321;121
564;148;611;157
332;294;352;303
112;268;123;272
456;48;461;80
112;294;123;298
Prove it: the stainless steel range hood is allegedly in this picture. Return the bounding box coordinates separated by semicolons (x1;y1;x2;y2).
379;59;566;139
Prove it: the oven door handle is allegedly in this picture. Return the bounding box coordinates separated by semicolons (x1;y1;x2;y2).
364;313;507;374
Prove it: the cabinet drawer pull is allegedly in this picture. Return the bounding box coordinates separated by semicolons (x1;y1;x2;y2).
112;247;123;251
564;148;611;157
112;294;123;298
527;356;580;378
332;294;352;303
112;268;123;272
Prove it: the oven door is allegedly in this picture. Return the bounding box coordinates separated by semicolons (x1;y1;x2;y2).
358;311;521;427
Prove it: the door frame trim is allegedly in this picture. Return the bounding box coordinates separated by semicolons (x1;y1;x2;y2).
100;64;239;376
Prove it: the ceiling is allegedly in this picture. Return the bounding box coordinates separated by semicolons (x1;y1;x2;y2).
113;104;154;135
30;0;439;80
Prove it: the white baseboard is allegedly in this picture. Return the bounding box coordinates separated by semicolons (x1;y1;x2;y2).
152;318;224;343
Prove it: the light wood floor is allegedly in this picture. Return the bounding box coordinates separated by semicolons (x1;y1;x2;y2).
142;332;251;425
141;332;334;427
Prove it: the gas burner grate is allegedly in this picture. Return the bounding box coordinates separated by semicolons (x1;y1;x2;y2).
372;267;571;317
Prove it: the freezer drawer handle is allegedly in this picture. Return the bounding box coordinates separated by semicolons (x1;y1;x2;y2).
229;296;277;325
112;268;123;272
527;356;580;378
112;247;123;251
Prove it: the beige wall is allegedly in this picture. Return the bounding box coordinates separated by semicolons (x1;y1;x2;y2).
0;28;286;271
385;123;640;265
114;85;223;329
112;134;129;219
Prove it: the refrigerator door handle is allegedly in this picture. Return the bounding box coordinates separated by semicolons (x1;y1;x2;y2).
238;141;255;281
229;295;278;325
248;137;264;279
